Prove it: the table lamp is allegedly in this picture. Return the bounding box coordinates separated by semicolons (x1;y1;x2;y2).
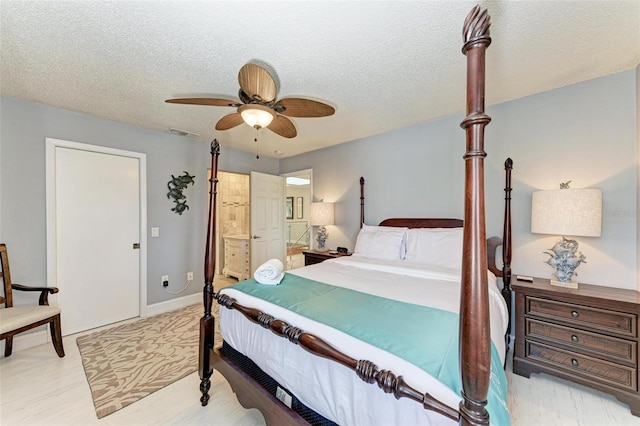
531;183;602;288
310;202;334;252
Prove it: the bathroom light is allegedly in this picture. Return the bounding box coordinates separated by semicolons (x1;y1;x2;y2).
286;177;310;186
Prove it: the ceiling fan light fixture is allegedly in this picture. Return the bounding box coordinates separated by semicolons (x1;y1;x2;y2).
238;104;275;129
166;63;332;139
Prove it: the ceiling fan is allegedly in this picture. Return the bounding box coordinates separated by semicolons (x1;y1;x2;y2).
165;63;335;139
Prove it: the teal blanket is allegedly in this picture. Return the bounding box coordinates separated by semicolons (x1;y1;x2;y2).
227;273;510;425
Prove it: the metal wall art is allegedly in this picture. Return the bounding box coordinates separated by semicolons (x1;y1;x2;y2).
167;171;195;215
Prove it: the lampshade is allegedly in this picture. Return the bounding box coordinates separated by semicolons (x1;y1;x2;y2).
238;104;275;129
310;202;334;226
531;188;602;237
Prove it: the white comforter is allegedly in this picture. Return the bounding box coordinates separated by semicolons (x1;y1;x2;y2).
219;256;509;425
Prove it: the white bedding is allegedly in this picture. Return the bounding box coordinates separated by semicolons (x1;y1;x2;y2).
219;256;509;425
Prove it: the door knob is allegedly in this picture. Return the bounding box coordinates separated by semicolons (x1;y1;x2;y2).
252;235;261;239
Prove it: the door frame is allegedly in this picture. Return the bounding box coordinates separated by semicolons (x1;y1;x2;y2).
281;169;313;268
45;138;148;317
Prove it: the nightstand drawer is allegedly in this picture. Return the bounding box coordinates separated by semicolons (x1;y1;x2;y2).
526;340;637;391
526;318;637;364
302;250;351;266
527;296;637;338
514;278;640;416
304;254;325;266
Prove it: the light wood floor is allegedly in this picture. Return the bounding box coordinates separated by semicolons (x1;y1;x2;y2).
1;290;638;425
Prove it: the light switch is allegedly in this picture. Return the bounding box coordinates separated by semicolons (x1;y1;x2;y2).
151;227;159;237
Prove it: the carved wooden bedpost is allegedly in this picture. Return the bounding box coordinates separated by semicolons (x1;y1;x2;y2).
360;177;365;228
459;6;492;426
199;139;220;406
502;158;513;337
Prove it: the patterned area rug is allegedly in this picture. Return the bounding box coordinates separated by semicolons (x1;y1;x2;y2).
77;303;218;418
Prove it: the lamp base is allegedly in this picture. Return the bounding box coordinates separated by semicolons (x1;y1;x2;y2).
550;278;579;289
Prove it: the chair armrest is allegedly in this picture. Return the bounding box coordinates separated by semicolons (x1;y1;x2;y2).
11;284;59;306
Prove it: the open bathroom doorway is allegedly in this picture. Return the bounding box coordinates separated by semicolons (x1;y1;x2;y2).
215;171;251;280
282;169;312;270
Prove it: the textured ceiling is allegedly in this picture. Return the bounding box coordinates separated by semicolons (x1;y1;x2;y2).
1;1;639;158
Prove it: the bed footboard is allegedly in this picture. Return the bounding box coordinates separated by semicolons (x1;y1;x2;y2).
216;292;460;421
212;347;309;425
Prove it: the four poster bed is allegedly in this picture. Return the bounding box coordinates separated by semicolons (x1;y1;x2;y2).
198;6;511;426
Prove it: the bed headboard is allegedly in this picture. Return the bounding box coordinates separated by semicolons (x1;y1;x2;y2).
376;218;503;279
379;218;463;229
358;160;512;291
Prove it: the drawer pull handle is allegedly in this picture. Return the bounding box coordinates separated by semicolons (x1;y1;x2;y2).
571;358;579;367
571;311;579;318
571;335;579;342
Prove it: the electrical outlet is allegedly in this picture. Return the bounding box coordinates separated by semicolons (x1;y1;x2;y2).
275;386;292;408
161;275;169;287
187;272;193;281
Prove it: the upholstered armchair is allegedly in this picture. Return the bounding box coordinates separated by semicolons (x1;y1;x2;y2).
0;244;65;357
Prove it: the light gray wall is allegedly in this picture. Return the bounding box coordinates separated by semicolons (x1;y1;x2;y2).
282;68;638;291
637;63;640;287
0;96;278;305
490;68;637;290
281;117;462;245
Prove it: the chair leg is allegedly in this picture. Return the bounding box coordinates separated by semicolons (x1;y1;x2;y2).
4;336;13;357
50;315;65;357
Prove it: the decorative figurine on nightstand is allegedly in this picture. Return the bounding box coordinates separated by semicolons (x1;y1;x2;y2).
316;225;329;252
544;237;586;286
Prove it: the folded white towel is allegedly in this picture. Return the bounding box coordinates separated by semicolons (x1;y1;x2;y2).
254;258;285;285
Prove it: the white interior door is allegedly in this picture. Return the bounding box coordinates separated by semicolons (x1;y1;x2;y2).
48;142;143;335
250;172;285;274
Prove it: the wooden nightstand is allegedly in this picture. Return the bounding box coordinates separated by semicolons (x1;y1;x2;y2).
302;250;351;266
513;277;640;416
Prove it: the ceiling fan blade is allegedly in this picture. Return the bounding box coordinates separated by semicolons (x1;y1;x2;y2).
165;98;241;107
267;115;297;138
238;64;277;103
215;113;244;130
274;98;335;117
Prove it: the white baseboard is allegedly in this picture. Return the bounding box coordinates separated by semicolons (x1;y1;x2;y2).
2;294;202;355
145;292;201;317
0;329;49;355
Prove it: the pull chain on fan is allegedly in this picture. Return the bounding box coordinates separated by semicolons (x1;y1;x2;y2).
254;128;260;159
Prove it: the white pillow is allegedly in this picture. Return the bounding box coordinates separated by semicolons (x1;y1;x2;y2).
360;223;406;233
352;224;408;261
404;227;464;269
